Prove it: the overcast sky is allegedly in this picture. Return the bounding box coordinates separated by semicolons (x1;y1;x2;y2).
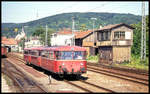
2;1;149;23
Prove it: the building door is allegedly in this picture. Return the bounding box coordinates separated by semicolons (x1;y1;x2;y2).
99;46;112;64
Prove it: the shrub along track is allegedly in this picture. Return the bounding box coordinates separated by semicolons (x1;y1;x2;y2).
2;58;48;93
87;63;149;86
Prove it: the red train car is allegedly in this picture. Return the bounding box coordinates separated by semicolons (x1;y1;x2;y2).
1;46;8;56
24;46;87;77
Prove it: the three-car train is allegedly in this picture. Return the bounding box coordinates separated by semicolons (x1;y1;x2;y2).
24;46;87;78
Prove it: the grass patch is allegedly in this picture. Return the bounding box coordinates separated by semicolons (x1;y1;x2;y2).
2;73;13;86
119;55;149;71
87;55;99;63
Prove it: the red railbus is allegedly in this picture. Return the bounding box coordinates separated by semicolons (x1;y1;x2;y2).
1;46;8;57
24;46;87;77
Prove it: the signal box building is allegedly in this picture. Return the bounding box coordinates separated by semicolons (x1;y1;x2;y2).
75;23;134;64
96;23;134;64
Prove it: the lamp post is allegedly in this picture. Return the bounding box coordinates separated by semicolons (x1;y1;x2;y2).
22;26;28;50
91;18;97;46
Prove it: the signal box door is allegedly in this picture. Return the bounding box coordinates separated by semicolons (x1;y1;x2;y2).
99;46;113;64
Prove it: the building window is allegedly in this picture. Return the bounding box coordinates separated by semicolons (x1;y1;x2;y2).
120;32;125;39
114;31;125;40
99;31;110;41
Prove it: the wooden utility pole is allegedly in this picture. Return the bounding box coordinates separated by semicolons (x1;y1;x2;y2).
45;25;48;46
72;17;75;46
141;2;146;60
91;18;97;46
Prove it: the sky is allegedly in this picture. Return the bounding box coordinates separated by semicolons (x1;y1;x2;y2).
2;1;149;23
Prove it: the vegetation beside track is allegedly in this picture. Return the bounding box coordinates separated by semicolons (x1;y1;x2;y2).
118;55;149;71
87;55;99;63
87;54;149;71
2;73;13;86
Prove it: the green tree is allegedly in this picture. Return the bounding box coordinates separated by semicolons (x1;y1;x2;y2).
131;15;149;57
32;26;45;36
79;24;88;31
32;26;56;46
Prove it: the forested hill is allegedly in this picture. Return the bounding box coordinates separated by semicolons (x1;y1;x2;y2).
2;12;141;38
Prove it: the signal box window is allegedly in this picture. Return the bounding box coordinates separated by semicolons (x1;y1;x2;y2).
114;31;125;40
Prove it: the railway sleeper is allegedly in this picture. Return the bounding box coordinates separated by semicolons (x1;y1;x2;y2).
24;77;35;86
16;78;24;87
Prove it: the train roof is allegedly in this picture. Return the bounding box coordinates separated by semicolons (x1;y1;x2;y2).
24;46;44;50
24;46;86;51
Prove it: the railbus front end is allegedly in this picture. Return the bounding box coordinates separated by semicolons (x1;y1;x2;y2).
54;50;87;76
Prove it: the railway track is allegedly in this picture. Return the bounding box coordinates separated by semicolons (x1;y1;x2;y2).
2;58;48;93
8;53;117;93
7;52;149;92
64;80;116;93
87;62;149;76
87;66;149;86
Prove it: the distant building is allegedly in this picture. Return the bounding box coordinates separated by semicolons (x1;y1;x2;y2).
51;28;75;46
25;36;44;48
51;33;74;46
2;37;18;52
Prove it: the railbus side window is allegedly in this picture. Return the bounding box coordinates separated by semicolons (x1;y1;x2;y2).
39;51;41;56
35;51;38;56
55;51;61;60
49;51;54;60
24;50;28;54
41;51;49;58
28;50;30;55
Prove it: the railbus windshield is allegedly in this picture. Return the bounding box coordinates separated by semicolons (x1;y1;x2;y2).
55;51;86;60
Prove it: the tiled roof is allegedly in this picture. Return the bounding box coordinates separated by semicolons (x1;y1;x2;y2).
2;37;7;41
57;31;73;35
75;30;93;39
2;37;17;45
98;23;134;31
56;30;93;39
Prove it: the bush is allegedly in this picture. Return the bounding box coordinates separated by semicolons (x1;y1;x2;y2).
87;55;99;62
120;54;149;70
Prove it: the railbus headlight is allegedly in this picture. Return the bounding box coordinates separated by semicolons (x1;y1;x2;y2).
80;63;84;66
62;63;65;66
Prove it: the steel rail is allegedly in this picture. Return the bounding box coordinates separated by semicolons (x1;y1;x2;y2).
88;68;148;86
